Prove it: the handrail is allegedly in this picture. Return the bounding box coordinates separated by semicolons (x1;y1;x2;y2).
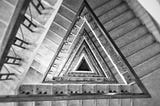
0;0;31;72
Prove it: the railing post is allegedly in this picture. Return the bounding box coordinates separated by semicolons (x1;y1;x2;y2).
31;0;45;14
0;0;31;72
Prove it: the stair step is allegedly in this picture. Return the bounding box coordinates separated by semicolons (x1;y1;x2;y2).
31;60;41;71
58;5;75;21
35;53;55;66
120;34;155;57
94;0;122;17
50;22;67;37
61;4;76;15
42;38;58;52
46;30;62;45
63;0;83;12
104;38;157;71
134;53;160;78
54;14;71;30
127;43;160;67
115;26;148;47
22;67;43;83
37;45;56;59
100;3;129;24
111;48;160;77
104;11;135;31
88;0;110;9
109;18;140;39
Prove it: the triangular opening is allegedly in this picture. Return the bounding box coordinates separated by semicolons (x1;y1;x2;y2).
77;58;91;71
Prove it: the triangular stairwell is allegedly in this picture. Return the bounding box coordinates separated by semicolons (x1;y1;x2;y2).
42;0;151;98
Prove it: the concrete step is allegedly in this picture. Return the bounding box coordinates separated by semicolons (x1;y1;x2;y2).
108;42;160;72
36;45;56;65
115;26;148;47
46;30;62;45
104;11;135;31
63;0;83;12
120;34;155;57
30;60;41;71
50;22;67;37
42;38;59;52
94;0;122;17
90;27;157;75
87;0;109;9
90;33;152;64
22;67;43;83
109;18;141;39
54;14;71;30
35;53;55;68
127;42;160;67
58;5;75;21
134;53;160;78
108;43;160;74
38;40;57;54
99;3;129;24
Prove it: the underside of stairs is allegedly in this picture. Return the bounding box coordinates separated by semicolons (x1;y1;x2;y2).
1;0;160;106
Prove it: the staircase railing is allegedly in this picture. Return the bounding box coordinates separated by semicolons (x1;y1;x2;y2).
0;0;45;81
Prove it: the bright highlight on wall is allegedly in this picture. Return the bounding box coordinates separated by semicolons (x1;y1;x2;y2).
138;0;160;25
